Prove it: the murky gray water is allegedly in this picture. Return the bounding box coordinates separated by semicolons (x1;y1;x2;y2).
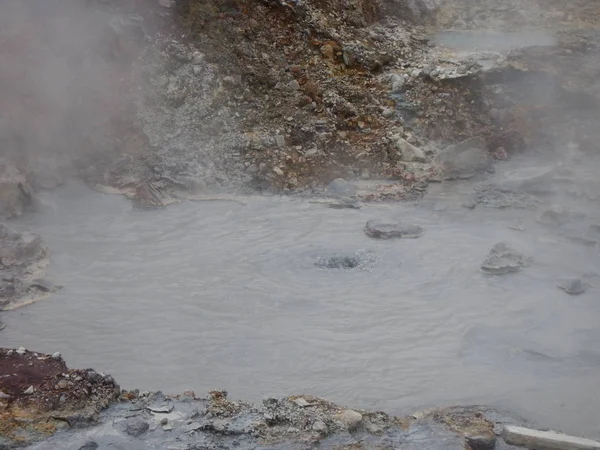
4;156;600;438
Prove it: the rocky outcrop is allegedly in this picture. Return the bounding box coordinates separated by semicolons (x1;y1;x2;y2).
432;137;492;180
0;224;55;311
0;348;534;450
364;220;424;239
0;161;33;220
0;348;120;448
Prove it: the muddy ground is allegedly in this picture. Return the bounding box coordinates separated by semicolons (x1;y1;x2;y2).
0;348;533;449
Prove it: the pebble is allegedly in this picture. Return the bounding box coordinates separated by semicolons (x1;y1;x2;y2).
51;352;62;360
273;167;284;176
0;391;12;399
78;442;98;450
336;409;362;430
193;65;202;75
23;386;34;395
16;347;26;355
289;80;301;90
162;421;173;431
191;52;204;64
382;108;395;118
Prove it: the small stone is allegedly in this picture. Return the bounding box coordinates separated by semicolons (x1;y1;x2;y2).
390;74;405;93
275;135;286;148
274;82;286;90
382;108;395;119
147;404;174;413
336;409;362;431
481;243;531;275
289;80;300;90
56;379;69;389
162;421;173;431
457;65;468;74
305;148;318;158
160;417;169;425
294;397;309;407
246;163;259;174
191;52;204;64
158;0;173;7
23;386;34;395
361;169;370;179
320;44;334;59
312;420;328;434
51;352;61;360
193;65;202;75
16;347;26;355
273;167;284;176
125;418;149;437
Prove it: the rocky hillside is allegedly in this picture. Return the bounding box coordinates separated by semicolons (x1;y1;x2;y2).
0;0;599;210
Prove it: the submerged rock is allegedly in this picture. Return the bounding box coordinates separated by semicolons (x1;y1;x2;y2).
558;278;590;296
364;220;424;239
481;243;531;275
432;137;492;180
315;255;360;269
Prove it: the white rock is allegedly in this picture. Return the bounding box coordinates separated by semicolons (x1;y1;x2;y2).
193;66;202;75
275;135;286;148
23;386;34;395
0;391;12;399
273;167;284;176
51;352;61;360
382;108;395;119
289;80;300;90
502;425;600;450
336;409;362;430
158;0;173;7
16;347;26;355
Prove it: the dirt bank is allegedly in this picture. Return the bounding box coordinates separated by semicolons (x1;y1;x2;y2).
0;348;534;449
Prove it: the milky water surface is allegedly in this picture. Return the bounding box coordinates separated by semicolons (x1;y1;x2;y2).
4;158;600;438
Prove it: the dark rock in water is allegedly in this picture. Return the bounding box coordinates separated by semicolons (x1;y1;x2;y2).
124;418;149;437
364;220;424;239
481;243;531;275
558;279;590;296
79;441;99;450
432;137;492;180
315;255;360;269
327;178;357;198
0;320;5;331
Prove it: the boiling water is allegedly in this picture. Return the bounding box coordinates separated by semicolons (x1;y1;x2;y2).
3;158;600;437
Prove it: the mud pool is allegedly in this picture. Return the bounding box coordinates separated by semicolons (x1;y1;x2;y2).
3;156;600;439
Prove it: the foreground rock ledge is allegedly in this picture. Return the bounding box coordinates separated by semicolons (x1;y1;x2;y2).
2;348;595;450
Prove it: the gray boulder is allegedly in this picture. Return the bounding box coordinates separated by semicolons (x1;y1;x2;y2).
432;137;492;180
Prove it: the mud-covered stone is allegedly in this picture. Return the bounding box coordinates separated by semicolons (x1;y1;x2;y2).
558;278;590;295
481;242;531;275
364;220;424;239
